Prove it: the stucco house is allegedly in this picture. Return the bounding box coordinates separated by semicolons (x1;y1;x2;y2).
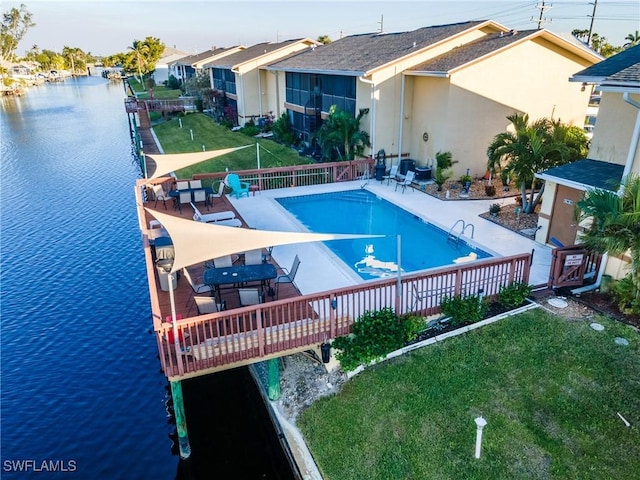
535;44;640;278
264;20;600;177
153;46;190;84
202;38;320;126
168;46;244;84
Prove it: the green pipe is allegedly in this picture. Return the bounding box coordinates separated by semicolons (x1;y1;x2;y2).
267;358;281;401
170;380;191;459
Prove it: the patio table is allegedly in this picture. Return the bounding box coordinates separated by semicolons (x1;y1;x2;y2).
203;263;277;299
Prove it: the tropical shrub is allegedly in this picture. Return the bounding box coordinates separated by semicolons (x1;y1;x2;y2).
440;294;488;327
272;112;299;146
612;275;640;315
332;308;424;371
498;282;532;308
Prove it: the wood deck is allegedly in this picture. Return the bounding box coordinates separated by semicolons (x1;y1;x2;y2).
143;188;302;325
136;176;532;381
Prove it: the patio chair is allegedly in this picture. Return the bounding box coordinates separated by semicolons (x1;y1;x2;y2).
226;173;250;199
182;267;211;294
189;179;202;189
262;246;274;264
244;249;263;265
208;181;226;205
238;288;265;307
177;191;191;212
395;170;415;193
192;189;208;210
275;254;300;299
213;255;233;268
150;184;171;209
382;164;399;186
176;180;189;190
194;296;225;315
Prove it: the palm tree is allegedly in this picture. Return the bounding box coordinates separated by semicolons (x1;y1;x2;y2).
624;30;640;48
487;113;586;213
312;105;370;161
577;174;640;312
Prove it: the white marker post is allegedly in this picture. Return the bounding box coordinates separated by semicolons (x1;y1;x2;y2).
190;129;194;141
474;416;487;459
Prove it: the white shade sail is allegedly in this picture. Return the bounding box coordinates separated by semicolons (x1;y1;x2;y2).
145;208;385;273
145;145;252;179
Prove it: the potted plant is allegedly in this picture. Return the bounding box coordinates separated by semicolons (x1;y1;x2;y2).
489;203;501;217
459;172;472;194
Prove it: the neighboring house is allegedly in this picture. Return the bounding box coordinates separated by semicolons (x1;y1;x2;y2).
265;21;600;176
203;38;320;126
153;46;189;84
535;44;640;278
169;46;244;84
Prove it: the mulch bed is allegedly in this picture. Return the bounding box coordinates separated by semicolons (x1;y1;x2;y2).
570;291;640;328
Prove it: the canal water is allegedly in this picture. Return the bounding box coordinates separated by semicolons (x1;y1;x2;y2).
0;76;294;479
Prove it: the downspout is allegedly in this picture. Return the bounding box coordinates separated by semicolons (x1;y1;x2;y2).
257;65;263;118
232;67;245;125
397;73;406;166
358;76;376;156
571;253;608;295
620;92;640;195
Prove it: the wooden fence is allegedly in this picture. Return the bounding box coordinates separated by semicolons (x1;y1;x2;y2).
157;252;531;380
193;158;374;192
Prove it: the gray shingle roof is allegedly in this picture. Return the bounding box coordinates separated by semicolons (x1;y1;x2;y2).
173;47;238;66
204;39;305;69
539;159;624;191
408;29;537;73
268;21;486;74
572;44;640;81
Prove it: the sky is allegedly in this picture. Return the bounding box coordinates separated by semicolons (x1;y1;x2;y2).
8;0;640;57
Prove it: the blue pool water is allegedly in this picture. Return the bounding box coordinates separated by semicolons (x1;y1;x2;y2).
276;190;491;280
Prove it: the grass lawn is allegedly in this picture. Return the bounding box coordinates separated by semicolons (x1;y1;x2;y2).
298;309;640;480
152;113;310;177
127;77;182;99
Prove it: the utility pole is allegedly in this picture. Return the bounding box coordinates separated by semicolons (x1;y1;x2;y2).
532;1;552;30
378;14;384;33
587;0;598;46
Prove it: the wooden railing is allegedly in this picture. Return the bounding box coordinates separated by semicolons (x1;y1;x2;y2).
157;253;531;380
123;98;197;114
193;158;374;192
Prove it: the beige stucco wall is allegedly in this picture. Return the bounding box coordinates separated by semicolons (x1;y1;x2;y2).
588;92;640;168
359;35;594;175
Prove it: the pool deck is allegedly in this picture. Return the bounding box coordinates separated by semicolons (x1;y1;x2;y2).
228;180;552;293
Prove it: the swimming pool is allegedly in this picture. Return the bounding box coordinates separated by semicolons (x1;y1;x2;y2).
276;189;492;280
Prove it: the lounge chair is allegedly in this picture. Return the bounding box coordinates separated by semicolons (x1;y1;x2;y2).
190;202;235;223
225;173;250;199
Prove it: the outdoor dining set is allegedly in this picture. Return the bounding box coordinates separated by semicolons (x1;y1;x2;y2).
150;173;253;213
